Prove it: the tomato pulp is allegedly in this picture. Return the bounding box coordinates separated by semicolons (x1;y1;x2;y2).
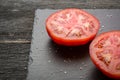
89;31;120;79
46;8;100;46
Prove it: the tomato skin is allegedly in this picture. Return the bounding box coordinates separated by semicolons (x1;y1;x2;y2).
89;31;120;79
46;8;100;46
46;27;96;46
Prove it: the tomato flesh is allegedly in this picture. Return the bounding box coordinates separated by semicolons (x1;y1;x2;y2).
46;8;100;46
89;31;120;79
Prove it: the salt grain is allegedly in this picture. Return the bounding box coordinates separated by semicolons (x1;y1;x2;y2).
80;67;83;70
48;60;51;63
64;71;67;74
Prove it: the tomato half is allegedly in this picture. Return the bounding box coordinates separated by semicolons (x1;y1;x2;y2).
46;8;100;46
89;31;120;79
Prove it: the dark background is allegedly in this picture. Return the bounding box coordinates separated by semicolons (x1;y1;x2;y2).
0;0;120;80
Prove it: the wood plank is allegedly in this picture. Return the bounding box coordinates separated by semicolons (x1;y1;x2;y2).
0;43;30;80
0;31;31;43
0;0;120;11
0;10;34;32
0;10;34;43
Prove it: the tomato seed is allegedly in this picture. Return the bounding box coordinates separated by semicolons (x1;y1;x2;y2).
67;29;82;37
114;54;120;59
95;41;104;48
98;43;103;48
104;56;111;66
117;44;120;47
96;52;112;66
116;63;120;70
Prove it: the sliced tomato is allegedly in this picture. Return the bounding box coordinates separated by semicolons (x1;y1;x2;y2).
89;31;120;79
46;8;100;46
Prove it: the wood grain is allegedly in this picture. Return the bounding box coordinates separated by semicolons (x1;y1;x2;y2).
0;44;30;80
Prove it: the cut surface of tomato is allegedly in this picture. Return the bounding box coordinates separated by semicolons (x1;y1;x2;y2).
46;8;100;46
89;31;120;79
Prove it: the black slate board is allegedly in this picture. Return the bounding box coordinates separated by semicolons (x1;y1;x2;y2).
27;9;120;80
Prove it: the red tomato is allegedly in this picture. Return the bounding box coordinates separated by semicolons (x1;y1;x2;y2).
46;8;100;46
89;31;120;79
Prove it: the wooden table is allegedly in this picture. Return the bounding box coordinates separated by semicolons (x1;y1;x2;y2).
0;0;120;80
